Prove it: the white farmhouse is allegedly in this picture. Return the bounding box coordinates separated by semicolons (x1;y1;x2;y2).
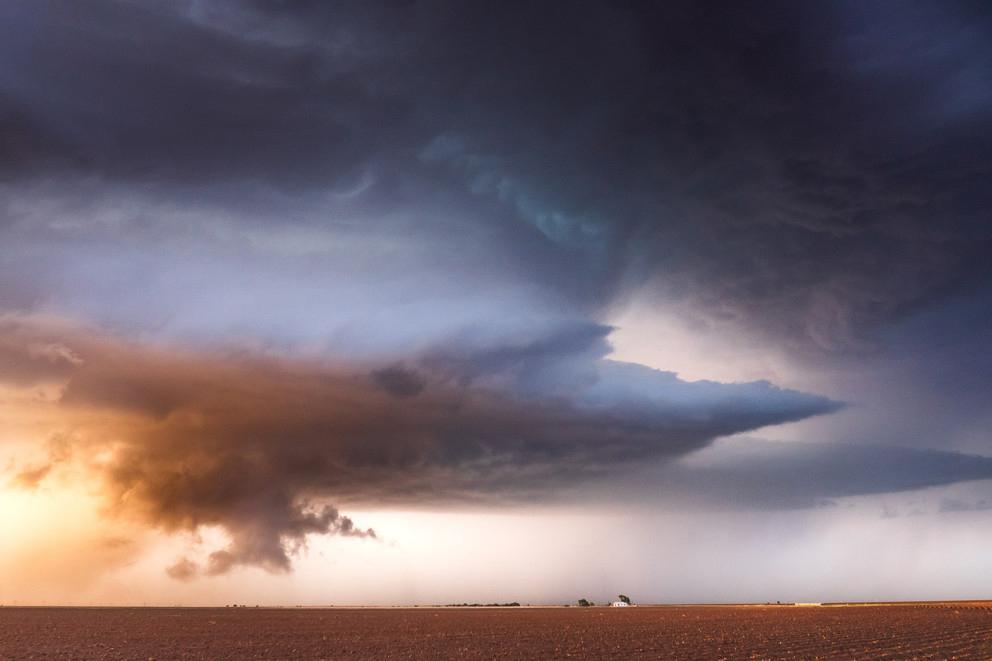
610;601;630;607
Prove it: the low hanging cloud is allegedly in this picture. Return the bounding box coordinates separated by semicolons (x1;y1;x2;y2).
6;315;992;577
614;439;992;510
165;506;375;579
1;314;840;575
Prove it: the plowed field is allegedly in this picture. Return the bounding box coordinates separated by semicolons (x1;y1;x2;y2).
2;603;991;660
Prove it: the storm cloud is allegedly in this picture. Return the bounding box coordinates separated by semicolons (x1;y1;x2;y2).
0;314;842;572
0;0;989;356
1;0;991;586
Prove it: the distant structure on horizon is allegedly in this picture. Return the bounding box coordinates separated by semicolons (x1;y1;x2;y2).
611;594;633;607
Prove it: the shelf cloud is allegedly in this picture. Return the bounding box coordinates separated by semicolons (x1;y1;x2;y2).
1;314;843;572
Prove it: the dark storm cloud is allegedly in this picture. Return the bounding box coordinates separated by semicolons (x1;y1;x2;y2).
0;0;988;358
0;95;78;177
1;316;838;573
0;0;402;188
1;1;989;353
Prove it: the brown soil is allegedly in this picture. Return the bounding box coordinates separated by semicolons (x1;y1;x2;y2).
2;603;991;660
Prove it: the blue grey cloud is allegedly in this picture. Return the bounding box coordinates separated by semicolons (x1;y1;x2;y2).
1;0;989;355
642;441;992;510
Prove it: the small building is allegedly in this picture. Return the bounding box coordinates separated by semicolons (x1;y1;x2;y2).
610;601;630;607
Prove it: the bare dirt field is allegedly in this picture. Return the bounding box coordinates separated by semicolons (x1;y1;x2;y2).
2;603;992;660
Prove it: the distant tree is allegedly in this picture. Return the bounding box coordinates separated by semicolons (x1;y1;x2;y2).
618;594;631;605
577;598;593;607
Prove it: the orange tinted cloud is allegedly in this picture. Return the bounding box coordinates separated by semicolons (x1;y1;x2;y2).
0;314;838;576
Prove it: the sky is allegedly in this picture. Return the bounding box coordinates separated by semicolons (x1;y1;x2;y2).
1;0;991;606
